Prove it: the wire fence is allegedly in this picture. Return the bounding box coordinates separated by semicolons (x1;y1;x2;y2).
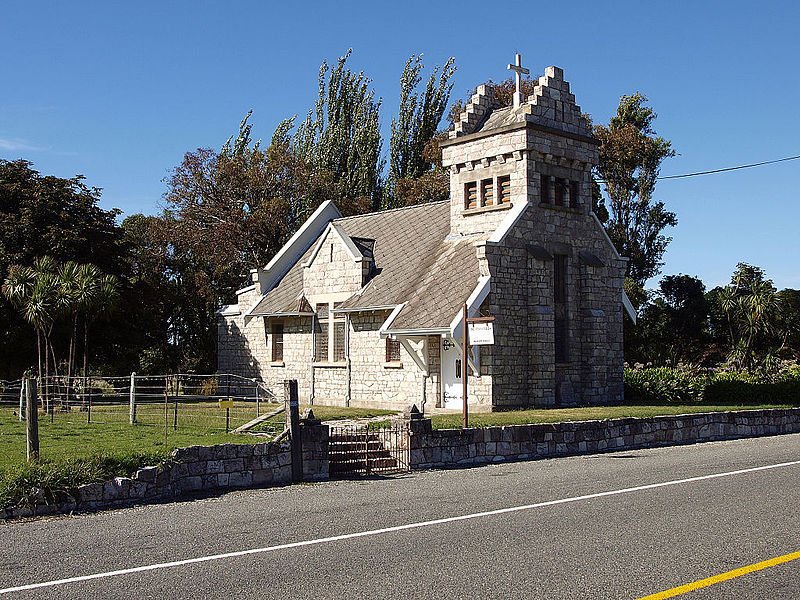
0;373;280;434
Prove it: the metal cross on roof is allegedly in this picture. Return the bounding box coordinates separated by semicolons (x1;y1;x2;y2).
507;53;530;109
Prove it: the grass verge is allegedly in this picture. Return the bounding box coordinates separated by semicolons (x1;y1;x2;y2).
0;403;398;511
0;452;167;511
429;403;794;429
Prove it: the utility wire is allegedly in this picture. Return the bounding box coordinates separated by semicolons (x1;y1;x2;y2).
657;154;800;180
596;154;800;184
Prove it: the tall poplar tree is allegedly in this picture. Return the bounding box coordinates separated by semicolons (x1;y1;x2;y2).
293;49;384;211
384;55;456;209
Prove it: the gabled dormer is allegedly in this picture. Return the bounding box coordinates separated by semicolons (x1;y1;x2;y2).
440;60;599;239
302;223;373;306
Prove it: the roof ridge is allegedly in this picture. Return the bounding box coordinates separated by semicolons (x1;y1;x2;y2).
333;200;449;222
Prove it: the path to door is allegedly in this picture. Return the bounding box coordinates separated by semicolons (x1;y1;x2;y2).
2;433;800;599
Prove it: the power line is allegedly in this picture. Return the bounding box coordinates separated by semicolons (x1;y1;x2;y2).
657;154;800;180
595;154;800;184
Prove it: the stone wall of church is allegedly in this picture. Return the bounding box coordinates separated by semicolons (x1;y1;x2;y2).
347;311;420;408
218;311;315;402
442;130;529;238
260;317;314;401
303;230;366;300
217;287;266;382
220;309;456;411
480;198;625;407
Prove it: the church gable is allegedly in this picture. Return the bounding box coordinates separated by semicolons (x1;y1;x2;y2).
303;224;370;304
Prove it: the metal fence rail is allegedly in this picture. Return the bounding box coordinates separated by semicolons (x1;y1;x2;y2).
328;423;410;477
0;373;279;433
0;379;24;421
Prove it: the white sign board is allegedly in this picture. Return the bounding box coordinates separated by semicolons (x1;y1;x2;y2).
468;322;494;346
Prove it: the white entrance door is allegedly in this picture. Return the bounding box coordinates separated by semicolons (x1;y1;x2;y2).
441;337;463;409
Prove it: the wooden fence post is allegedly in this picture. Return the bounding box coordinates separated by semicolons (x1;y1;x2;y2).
285;380;302;482
18;382;24;422
25;378;39;462
164;389;169;448
129;372;136;425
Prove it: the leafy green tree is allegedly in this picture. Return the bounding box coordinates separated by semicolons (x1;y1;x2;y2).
384;55;455;209
635;275;710;365
594;94;677;286
2;257;63;409
82;271;119;381
0;160;122;378
58;260;83;406
775;288;800;358
292;49;384;211
708;263;783;372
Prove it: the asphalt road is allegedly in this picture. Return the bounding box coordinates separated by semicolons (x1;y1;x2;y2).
2;433;800;599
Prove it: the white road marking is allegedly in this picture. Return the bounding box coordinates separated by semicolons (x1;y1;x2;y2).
2;459;800;595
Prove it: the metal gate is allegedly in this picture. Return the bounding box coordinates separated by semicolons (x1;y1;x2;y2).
328;423;410;477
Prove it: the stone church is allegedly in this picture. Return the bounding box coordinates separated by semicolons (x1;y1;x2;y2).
218;58;636;411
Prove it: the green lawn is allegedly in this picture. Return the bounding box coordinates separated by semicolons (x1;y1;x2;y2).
0;403;398;471
430;403;795;429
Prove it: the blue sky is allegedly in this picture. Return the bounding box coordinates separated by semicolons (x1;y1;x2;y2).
2;1;798;290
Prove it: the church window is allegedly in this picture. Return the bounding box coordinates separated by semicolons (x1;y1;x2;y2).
333;318;346;363
315;303;346;363
330;243;334;262
386;337;401;363
554;254;569;363
570;181;580;206
314;304;328;362
498;175;511;205
555;317;569;363
555;178;567;206
480;178;494;207
271;322;284;362
540;174;550;204
465;182;478;209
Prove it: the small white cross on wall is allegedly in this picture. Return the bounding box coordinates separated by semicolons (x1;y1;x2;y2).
507;53;530;109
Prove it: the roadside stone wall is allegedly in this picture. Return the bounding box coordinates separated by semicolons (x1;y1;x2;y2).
4;422;329;520
407;408;800;469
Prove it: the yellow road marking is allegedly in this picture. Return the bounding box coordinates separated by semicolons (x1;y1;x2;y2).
636;550;800;599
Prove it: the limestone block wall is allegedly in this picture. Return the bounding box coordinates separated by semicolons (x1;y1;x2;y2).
315;312;445;410
481;199;625;407
443;133;529;238
311;364;348;405
303;230;365;300
4;422;330;519
407;408;800;470
259;317;314;401
348;311;421;408
218;313;266;382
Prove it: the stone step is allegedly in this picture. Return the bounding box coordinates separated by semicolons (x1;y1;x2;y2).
329;457;400;473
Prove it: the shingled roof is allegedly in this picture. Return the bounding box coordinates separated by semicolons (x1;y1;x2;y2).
247;200;484;330
335;201;450;311
247;243;316;316
386;238;481;331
